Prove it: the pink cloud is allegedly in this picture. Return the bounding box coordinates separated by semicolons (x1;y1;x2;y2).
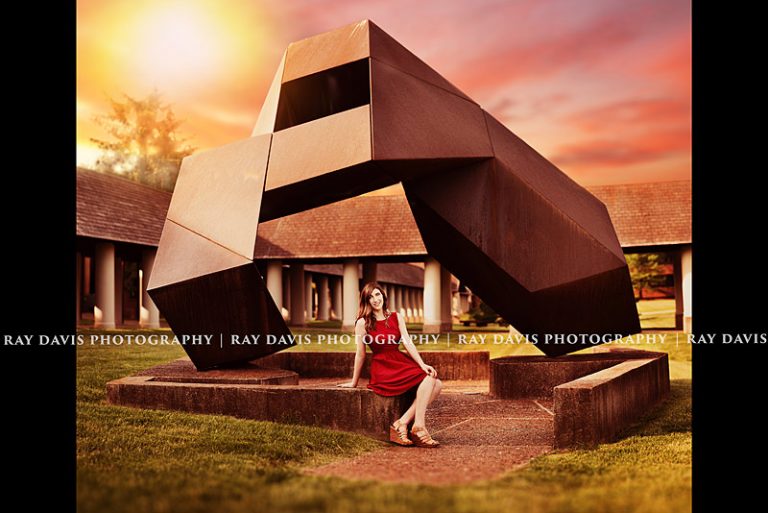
553;128;690;168
565;97;690;133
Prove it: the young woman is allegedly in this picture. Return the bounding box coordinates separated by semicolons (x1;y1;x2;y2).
337;281;443;447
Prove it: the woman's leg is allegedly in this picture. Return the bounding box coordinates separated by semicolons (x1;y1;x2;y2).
398;378;443;426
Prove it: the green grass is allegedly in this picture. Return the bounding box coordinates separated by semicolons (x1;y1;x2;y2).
78;330;691;513
637;298;676;329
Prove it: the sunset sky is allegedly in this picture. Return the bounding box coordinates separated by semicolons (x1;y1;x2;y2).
76;0;691;187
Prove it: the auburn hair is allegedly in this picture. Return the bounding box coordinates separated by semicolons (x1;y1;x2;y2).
356;281;392;333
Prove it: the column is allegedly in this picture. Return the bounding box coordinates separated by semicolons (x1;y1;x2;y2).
440;267;453;332
317;275;330;320
682;247;692;332
362;261;377;285
673;252;682;330
416;289;425;323
395;286;405;319
282;271;291;320
266;260;283;311
75;252;82;326
423;257;441;333
403;287;413;322
331;276;343;321
674;247;693;332
114;255;123;327
94;242;116;329
459;289;470;315
140;248;160;328
342;258;359;330
289;263;305;326
305;272;314;320
387;284;395;312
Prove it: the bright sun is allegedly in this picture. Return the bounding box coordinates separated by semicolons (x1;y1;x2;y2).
130;4;229;91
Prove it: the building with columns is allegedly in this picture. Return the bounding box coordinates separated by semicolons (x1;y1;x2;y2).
76;167;692;332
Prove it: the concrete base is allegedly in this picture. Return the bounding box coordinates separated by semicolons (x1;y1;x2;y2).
490;351;652;399
256;350;489;380
106;351;490;441
553;355;669;448
108;371;414;440
106;348;669;449
490;348;670;448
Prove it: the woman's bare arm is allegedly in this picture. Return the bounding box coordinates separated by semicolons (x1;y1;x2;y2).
338;318;367;387
398;313;437;377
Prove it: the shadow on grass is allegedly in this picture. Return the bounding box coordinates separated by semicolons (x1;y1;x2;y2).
621;379;692;437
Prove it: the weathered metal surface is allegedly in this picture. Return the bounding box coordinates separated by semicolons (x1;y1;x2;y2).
282;20;370;83
166;135;271;259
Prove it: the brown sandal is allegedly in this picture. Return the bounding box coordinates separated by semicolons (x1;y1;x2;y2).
409;426;440;447
389;419;414;446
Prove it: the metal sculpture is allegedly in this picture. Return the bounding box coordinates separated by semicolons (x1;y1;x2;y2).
148;20;640;369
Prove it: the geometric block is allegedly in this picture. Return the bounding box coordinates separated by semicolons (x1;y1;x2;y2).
148;261;292;370
369;58;493;163
260;105;391;221
267;105;372;190
166;135;272;259
368;20;474;102
252;50;287;136
404;160;640;355
282;20;370;83
147;220;252;290
483;112;625;261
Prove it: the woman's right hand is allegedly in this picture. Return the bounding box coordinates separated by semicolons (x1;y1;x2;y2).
336;381;357;388
421;364;437;378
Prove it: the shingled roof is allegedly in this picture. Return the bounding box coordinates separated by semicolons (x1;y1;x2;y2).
76;168;691;252
76;167;171;246
254;195;425;258
587;180;691;248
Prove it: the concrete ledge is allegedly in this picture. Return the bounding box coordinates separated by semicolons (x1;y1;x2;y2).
105;351;488;440
490;349;666;399
553;353;670;448
107;373;416;440
135;359;299;384
256;350;489;380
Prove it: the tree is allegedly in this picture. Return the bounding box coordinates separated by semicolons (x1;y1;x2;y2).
626;252;671;300
90;90;195;191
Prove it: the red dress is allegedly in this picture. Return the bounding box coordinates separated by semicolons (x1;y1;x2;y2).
365;311;428;396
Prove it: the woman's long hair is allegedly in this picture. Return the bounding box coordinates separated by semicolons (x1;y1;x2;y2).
357;281;391;333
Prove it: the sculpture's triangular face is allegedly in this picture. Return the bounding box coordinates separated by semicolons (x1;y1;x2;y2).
149;20;640;370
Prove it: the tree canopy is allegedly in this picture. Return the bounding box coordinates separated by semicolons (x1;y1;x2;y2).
626;252;671;300
90;91;195;191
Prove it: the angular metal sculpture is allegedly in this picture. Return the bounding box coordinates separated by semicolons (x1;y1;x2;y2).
149;19;640;369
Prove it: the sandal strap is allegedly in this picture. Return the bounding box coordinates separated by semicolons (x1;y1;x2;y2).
392;422;411;442
412;428;435;442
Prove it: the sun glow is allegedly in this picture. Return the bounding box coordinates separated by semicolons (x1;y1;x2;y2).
77;0;274;167
130;4;229;91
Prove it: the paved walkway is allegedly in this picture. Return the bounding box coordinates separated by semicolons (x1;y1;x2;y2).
301;381;555;485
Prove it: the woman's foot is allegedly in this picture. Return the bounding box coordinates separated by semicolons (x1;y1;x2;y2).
389;419;413;446
409;425;440;447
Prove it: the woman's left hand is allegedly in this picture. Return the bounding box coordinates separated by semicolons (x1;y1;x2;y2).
421;364;437;378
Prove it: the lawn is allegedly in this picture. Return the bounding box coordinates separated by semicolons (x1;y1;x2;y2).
77;327;691;513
